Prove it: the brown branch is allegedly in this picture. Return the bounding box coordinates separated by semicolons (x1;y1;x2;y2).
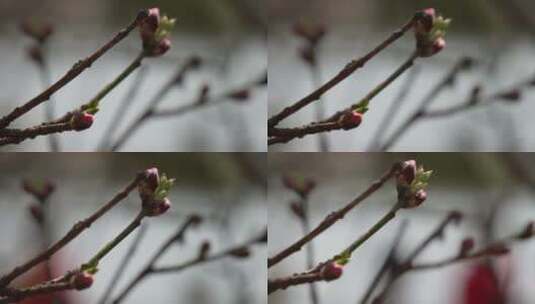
112;225;265;304
267;16;416;128
0;173;142;288
0;280;72;303
109;71;266;151
268;162;400;268
0;122;73;146
0;10;147;129
268;272;323;294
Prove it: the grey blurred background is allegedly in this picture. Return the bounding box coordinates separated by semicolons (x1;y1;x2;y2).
0;0;266;152
268;153;535;303
268;0;535;151
0;153;267;304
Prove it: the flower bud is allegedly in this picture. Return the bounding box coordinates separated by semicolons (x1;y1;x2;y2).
293;22;326;46
139;8;160;44
397;160;417;186
299;45;316;66
20;20;54;43
228;89;250;102
143;197;171;217
22;180;55;202
518;221;534;240
498;89;522;102
290;201;305;219
199;241;211;260
149;38;171;57
414;8;436;34
229;246;251;259
27;45;44;66
459;238;475;257
70;112;94;131
418;37;445;58
71;271;93;290
29;205;44;224
338;111;363;130
320;262;343;281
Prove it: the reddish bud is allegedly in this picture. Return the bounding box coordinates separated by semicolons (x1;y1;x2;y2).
414;8;436;34
518;221;534;239
459;238;475;257
403;189;427;209
397;160;417;186
320;262;343;281
27;45;43;65
29;205;44;224
22;180;55;202
338;111;363;130
143;197;171;217
228;89;250;102
71;271;93;290
199;241;211;260
498;89;522;102
448;210;463;224
139;8;160;44
20;20;54;43
148;38;171;57
418;37;446;58
70;112;94;131
138;167;159;202
229;246;251;258
299;46;316;66
293;22;326;45
290;201;305;219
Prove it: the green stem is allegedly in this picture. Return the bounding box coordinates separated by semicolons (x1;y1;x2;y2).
82;211;145;271
333;202;402;262
84;52;146;111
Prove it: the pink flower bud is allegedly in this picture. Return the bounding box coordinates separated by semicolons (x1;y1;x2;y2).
29;205;44;224
71;271;93;290
338;111;363;130
413;189;427;206
143;197;171;217
418;37;446;58
414;8;436;34
320;262;343;281
149;38;171;57
397;160;417;186
70;112;94;131
459;238;475;257
143;167;160;191
139;8;160;44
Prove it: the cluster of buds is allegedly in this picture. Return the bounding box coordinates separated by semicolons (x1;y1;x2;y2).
320;262;343;281
139;8;176;57
293;21;327;66
70;271;94;290
413;8;450;58
337;111;363;130
138;167;175;217
395;160;432;208
282;175;316;199
70;111;95;131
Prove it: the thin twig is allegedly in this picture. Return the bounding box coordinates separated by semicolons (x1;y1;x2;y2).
267;16;416;128
0;10;146;129
97;66;148;150
98;224;147;303
268;162;400;268
0;174;142;288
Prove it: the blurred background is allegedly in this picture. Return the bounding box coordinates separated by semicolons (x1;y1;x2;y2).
0;153;267;303
0;0;266;151
268;0;535;151
268;153;535;303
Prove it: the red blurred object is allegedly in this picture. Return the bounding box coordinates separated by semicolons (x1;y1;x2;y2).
463;264;504;304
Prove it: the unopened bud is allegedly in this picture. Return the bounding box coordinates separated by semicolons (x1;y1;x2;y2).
70;112;94;131
199;241;211;260
338;111;363;130
143;197;171;217
459;238;475;257
71;271;94;290
290;201;305;219
229;246;251;258
228;89;250;102
320;262;343;281
498;89;522;102
29;205;44;224
397;160;417;186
